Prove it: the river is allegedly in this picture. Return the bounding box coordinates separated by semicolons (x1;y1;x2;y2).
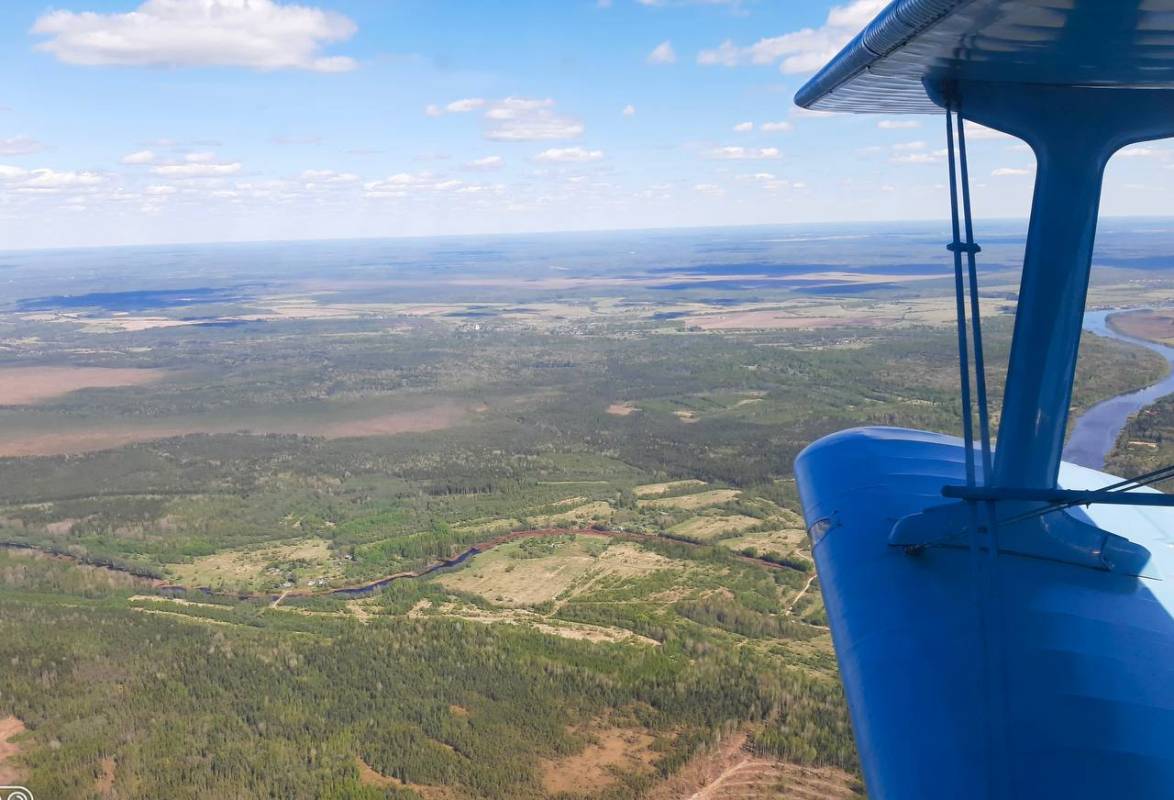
1064;309;1174;469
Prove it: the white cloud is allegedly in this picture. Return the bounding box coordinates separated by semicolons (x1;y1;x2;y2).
892;141;926;152
760;121;793;133
791;107;841;119
707;146;780;160
697;0;885;73
483;98;583;142
2;167;105;191
0;136;44;156
733;122;754;133
428;96;584;142
694;183;725;196
740;172;803;191
992;167;1032;176
445;98;487;113
963;124;1012;141
465;155;504;170
300;169;359;184
121;149;156;164
878;119;920;129
534;147;604;163
144;184;177;195
183;151;217;163
622;104;637;117
32;0;358;73
363;171;470;198
891;149;946;165
647;41;677;65
151;159;242;177
1116;145;1173;160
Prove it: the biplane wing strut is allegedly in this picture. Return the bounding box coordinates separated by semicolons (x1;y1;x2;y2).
792;2;1174;798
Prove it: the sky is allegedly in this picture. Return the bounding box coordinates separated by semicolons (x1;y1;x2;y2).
1;0;1172;249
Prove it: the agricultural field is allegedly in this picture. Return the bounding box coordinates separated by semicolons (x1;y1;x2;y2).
1;226;1172;798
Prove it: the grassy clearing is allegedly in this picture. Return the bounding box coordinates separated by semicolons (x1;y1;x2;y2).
436;538;670;608
632;480;707;498
719;528;809;558
668;514;761;542
541;723;659;796
169;537;339;590
640;489;740;511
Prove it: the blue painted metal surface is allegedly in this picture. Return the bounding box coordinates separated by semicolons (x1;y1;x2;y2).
795;0;1174;114
792;2;1174;797
796;428;1174;799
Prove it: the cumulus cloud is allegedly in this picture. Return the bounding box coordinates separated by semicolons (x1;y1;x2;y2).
151;156;242;177
647;41;677;65
707;146;780;160
121;149;156;164
0;165;105;191
446;98;486;113
878;119;920;129
622;104;636;117
0;136;45;156
426;96;584;142
740;172;804;191
483;98;583;142
533;147;604;163
760;121;793;133
465;155;504;170
733;122;753;133
300;169;359;184
697;0;885;73
32;0;358;72
963;124;1013;141
992;167;1032;176
363;171;470;198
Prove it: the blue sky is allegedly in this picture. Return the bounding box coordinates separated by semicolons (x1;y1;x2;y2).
1;0;1170;249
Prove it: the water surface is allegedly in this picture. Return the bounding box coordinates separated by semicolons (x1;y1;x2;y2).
1064;310;1174;469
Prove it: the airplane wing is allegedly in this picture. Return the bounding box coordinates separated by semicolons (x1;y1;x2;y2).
793;2;1174;797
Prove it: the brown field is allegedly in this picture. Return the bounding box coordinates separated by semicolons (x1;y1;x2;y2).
0;401;473;457
646;729;862;800
542;725;658;795
690;311;860;331
0;716;27;784
606;402;640;416
0;366;166;405
1109;309;1174;346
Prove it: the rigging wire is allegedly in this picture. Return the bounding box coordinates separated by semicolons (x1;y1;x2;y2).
945;106;977;489
955;112;994;485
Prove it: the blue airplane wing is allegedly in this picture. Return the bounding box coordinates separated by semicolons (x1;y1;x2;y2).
793;2;1174;798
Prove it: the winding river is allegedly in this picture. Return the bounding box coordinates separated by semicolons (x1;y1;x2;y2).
1064;309;1174;469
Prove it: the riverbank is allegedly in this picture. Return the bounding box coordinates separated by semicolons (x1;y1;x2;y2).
1065;308;1174;469
2;526;803;603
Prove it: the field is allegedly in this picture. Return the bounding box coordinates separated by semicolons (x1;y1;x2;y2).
1;224;1172;799
1109;308;1174;345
